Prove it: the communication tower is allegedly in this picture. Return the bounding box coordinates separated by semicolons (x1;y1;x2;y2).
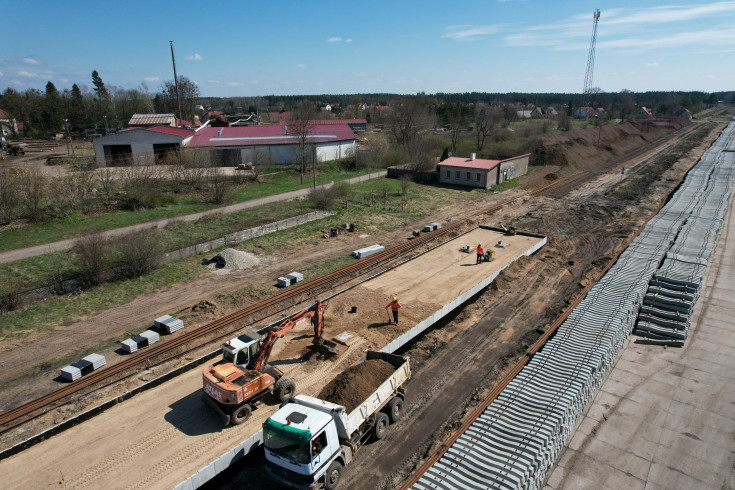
582;9;601;106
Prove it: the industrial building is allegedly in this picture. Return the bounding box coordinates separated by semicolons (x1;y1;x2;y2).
437;153;530;189
93;123;355;167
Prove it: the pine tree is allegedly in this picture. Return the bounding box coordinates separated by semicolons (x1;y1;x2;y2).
91;70;109;100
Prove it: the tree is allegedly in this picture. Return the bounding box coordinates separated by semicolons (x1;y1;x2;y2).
474;105;503;152
92;70;110;100
156;76;200;122
437;102;471;154
42;81;62;133
291;100;316;185
619;89;635;121
69;84;87;133
387;96;434;146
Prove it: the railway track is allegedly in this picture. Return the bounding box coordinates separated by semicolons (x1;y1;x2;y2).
0;123;698;436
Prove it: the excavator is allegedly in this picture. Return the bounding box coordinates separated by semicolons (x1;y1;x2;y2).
202;299;339;425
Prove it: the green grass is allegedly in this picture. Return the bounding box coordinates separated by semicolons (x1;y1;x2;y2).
0;175;511;341
0;168;376;253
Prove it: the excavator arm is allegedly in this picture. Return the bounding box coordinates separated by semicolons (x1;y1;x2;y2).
251;300;337;370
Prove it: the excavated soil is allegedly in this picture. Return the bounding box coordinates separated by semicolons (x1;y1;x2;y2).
318;359;396;412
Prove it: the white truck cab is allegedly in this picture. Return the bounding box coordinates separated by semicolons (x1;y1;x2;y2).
264;397;346;489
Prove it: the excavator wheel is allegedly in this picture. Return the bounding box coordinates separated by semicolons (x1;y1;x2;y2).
274;377;296;402
230;403;252;425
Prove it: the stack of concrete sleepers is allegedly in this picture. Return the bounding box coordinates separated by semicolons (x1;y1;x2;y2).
351;244;385;259
277;272;304;287
121;329;161;353
60;354;107;382
412;122;735;490
154;314;184;334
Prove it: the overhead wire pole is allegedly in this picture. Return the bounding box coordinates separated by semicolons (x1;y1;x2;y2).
169;41;184;127
582;9;601;107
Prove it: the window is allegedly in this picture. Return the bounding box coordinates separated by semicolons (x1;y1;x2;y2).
476;173;481;181
466;172;470;180
311;431;328;456
455;171;460;179
446;170;450;178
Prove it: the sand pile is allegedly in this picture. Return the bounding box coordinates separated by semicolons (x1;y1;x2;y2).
317;358;396;412
207;248;261;274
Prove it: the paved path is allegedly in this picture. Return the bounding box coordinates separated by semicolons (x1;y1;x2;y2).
545;176;735;489
0;171;386;264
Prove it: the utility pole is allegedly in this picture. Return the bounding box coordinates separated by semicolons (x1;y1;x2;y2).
582;9;601;107
170;41;184;127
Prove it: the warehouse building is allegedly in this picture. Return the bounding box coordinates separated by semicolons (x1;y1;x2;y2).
437;153;530;189
94;123;355;167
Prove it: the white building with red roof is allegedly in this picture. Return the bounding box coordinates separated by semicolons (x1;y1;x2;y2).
437;153;530;189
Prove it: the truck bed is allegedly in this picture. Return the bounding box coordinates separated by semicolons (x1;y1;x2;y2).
346;351;410;434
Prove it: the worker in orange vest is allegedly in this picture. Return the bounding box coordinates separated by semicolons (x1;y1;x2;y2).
386;296;402;325
475;243;484;264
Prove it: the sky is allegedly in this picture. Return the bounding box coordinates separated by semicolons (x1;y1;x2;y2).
2;0;734;97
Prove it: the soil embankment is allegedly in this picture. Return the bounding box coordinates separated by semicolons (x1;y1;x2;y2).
530;118;690;170
318;358;396;412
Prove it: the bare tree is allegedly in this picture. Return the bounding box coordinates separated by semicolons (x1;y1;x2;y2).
474;106;503;152
387;96;434;146
19;169;47;221
73;233;111;287
376;179;391;210
291;101;316;185
619;89;636;121
399;174;412;212
206;166;233;203
96;167;116;205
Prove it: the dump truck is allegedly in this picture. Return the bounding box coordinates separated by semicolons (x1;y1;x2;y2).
263;351;410;489
202;300;339;426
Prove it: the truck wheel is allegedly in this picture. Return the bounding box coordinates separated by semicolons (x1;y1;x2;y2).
386;397;403;423
274;378;296;402
324;460;342;490
230;404;252;425
373;412;389;439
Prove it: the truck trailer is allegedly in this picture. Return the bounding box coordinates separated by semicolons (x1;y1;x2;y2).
263;351;410;489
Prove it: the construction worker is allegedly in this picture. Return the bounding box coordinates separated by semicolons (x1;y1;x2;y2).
386;296;402;325
476;244;484;264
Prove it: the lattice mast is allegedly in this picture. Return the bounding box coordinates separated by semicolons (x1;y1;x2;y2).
582;9;601;106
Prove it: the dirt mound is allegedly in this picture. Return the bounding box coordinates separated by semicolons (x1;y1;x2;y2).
530;119;690;171
206;248;261;274
192;300;217;313
317;358;396;412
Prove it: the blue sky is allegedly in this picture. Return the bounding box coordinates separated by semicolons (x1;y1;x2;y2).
2;1;734;97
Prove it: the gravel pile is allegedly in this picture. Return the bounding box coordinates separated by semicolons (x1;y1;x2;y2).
208;248;261;274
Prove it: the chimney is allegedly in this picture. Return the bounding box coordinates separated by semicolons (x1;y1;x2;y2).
470;153;476;161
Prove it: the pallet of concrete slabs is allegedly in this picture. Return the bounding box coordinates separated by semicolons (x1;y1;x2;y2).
351;244;385;259
154;314;184;334
422;222;442;232
121;338;139;353
60;353;106;381
277;272;303;287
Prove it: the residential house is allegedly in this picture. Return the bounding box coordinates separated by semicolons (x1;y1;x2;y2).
437;153;530;189
0;109;17;137
634;106;653;119
574;106;605;120
675;107;693;120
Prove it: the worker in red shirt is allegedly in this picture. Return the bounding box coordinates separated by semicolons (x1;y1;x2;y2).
475;243;484;264
386;296;402;325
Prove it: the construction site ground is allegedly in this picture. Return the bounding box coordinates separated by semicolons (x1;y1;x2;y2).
0;229;543;490
0;118;728;489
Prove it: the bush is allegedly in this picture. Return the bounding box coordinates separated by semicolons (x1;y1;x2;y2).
308;182;351;210
115;228;163;279
73;233;111;287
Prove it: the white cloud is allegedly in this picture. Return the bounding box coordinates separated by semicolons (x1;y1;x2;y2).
144;77;160;82
18;71;39;78
0;72;3;76
297;64;307;69
207;79;220;83
186;53;204;61
227;82;244;86
11;80;22;85
22;58;40;65
345;38;352;43
645;62;659;67
442;25;501;41
327;37;342;42
60;78;69;83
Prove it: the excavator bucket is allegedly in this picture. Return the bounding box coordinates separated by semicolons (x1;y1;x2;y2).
313;338;341;355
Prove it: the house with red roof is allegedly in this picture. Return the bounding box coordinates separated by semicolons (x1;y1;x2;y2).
437;153;530;189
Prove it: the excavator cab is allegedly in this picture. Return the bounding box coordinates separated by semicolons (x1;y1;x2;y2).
222;331;262;369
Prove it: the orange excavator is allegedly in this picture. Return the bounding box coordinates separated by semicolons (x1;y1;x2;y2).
202;299;339;425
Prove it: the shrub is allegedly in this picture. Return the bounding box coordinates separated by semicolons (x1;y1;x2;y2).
73;233;111;287
115;228;163;279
